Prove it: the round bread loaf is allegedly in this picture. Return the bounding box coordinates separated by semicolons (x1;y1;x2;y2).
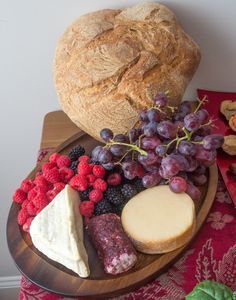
54;2;201;140
121;185;196;254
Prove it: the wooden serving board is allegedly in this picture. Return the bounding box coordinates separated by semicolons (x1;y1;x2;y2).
7;131;218;299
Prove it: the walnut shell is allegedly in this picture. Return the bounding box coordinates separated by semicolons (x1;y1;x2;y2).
220;100;236;121
229;114;236;132
222;135;236;156
53;2;201;140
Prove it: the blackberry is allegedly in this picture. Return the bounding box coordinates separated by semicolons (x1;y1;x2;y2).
121;184;137;200
94;200;113;216
68;145;85;161
69;161;78;172
79;186;93;201
133;178;146;193
112;202;127;216
104;186;124;206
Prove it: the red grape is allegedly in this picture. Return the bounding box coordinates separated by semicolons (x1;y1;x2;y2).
202;134;224;150
154;92;168;107
142;172;161;188
196;109;209;124
147;108;161;122
178;141;196;156
184;113;201;132
100;128;113;141
157;121;177;139
189;174;207;186
138;150;160;166
143;122;158;136
186;182;201;201
169;176;187;193
113;134;129;143
98;148;113;164
141;136;161;150
160;156;181;178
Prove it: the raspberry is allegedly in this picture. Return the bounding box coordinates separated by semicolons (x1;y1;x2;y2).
32;193;48;211
49;152;61;163
77;161;93;176
59;168;74;183
22;217;34;232
89;189;103;203
42;162;56;173
93;165;105;178
44;167;61;184
13;189;27;204
93;178;107;192
79;201;94;217
27;201;37;216
56;155;71;168
20;178;35;193
107;173;122;186
78;155;90;162
69;175;88;191
22;200;30;209
46;189;58;201
86;174;96;184
53;182;65;192
34;175;51;191
18;208;29;225
27;188;38;201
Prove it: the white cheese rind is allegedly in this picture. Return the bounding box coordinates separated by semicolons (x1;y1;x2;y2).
121;185;196;254
30;185;90;277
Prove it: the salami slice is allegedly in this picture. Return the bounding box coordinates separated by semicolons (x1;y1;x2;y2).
88;213;137;275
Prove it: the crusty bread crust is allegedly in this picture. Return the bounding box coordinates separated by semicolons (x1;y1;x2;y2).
54;2;201;140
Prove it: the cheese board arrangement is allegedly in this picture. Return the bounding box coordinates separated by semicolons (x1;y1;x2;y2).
6;2;227;298
7;94;221;298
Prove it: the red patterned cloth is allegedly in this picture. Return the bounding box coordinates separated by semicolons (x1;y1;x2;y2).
19;149;236;300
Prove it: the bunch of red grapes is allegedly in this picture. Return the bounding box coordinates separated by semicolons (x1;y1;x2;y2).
91;93;224;200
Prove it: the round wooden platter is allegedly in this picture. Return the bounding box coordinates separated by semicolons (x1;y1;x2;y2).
7;131;218;299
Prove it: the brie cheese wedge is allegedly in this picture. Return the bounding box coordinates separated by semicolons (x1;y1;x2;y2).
30;184;90;277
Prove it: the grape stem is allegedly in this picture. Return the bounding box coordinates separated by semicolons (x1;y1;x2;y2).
107;140;148;156
114;148;133;165
165;126;193;150
194;95;208;113
199;118;215;129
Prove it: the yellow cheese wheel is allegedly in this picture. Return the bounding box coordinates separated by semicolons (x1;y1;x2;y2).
121;185;196;254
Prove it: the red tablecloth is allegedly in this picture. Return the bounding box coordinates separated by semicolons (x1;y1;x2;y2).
19;147;236;299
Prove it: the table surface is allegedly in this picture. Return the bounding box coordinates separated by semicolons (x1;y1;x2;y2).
40;111;80;149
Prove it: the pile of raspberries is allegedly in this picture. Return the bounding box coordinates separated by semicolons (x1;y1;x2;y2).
13;146;122;232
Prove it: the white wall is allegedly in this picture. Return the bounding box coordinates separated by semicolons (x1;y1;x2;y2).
1;0;236;280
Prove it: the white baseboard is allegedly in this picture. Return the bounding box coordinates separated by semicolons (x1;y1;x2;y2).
0;276;21;289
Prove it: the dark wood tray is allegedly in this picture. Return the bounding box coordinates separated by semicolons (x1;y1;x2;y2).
7;131;218;299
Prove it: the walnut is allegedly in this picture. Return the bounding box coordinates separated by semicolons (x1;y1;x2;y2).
229;114;236;132
222;135;236;156
220;100;236;120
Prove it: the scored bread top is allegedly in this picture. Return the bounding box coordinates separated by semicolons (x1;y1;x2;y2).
54;2;201;140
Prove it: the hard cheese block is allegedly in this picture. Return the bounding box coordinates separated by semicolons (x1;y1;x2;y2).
30;185;90;277
121;185;196;254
